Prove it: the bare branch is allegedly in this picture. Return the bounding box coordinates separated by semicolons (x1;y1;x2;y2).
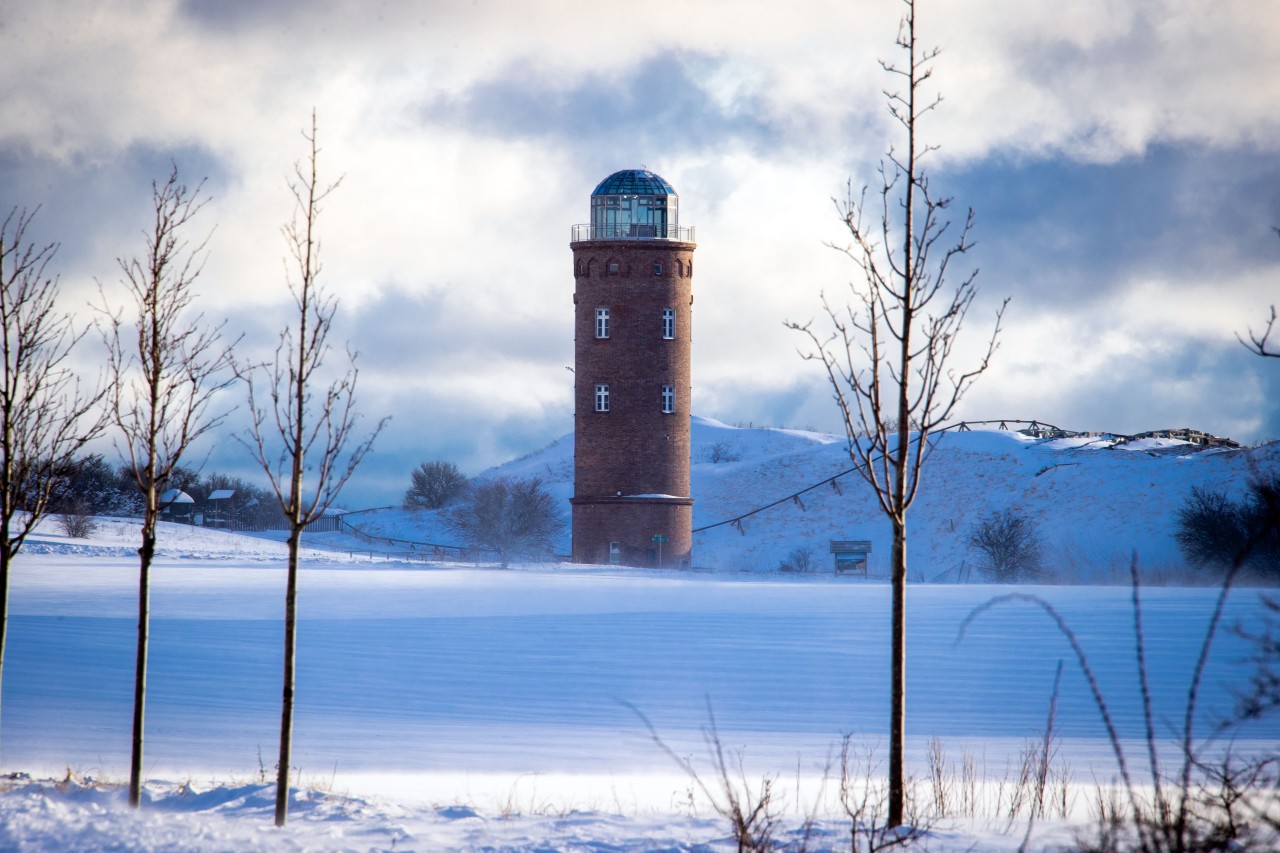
1239;304;1279;359
100;164;237;522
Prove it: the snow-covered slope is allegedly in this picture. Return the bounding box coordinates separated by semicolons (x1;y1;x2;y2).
688;419;1273;580
350;416;1276;581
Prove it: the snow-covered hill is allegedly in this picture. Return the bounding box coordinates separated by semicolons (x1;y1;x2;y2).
345;416;1277;581
686;418;1274;580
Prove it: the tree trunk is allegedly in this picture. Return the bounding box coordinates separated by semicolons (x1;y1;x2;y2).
129;531;155;808
274;527;301;827
0;544;10;772
1;447;13;774
888;515;907;827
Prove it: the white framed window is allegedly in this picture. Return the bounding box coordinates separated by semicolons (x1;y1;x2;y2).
595;307;610;339
662;307;675;340
595;384;610;412
661;384;675;414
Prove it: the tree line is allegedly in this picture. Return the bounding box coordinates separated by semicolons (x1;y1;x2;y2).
47;454;281;530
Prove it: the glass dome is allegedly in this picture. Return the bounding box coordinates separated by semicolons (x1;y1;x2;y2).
591;169;676;197
589;169;679;239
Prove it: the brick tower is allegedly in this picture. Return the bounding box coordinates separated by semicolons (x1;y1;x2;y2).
570;169;695;567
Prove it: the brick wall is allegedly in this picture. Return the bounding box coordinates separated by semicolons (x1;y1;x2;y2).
570;239;695;566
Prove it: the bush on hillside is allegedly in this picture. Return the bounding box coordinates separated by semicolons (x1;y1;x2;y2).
403;460;468;510
779;545;816;573
1176;473;1280;578
704;441;741;464
56;500;99;538
967;508;1044;582
444;476;564;568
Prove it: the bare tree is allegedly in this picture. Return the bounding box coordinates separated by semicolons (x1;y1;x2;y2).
967;508;1044;582
445;476;564;568
404;460;468;510
55;499;99;539
100;165;236;808
1242;306;1278;359
240;112;386;827
0;208;103;770
787;0;1005;826
1176;477;1280;579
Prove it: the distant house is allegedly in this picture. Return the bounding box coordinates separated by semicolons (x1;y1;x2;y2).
159;488;195;522
204;489;236;528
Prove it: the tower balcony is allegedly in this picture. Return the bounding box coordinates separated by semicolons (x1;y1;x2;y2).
571;223;696;242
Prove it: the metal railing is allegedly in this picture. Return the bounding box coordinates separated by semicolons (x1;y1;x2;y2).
335;514;477;559
571;223;695;242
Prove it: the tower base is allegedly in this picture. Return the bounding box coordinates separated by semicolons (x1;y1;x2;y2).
571;496;693;568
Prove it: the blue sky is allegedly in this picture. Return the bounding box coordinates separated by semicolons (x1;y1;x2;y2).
2;1;1277;507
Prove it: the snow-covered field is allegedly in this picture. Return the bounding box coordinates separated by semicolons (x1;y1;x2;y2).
3;424;1278;850
2;529;1278;849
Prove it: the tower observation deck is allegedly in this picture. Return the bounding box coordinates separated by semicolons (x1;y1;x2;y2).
570;169;696;243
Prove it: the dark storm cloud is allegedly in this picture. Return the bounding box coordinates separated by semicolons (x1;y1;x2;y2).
351;405;571;508
0;142;229;268
338;285;571;370
944;144;1280;310
198;377;571;510
179;0;312;32
420;51;788;159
